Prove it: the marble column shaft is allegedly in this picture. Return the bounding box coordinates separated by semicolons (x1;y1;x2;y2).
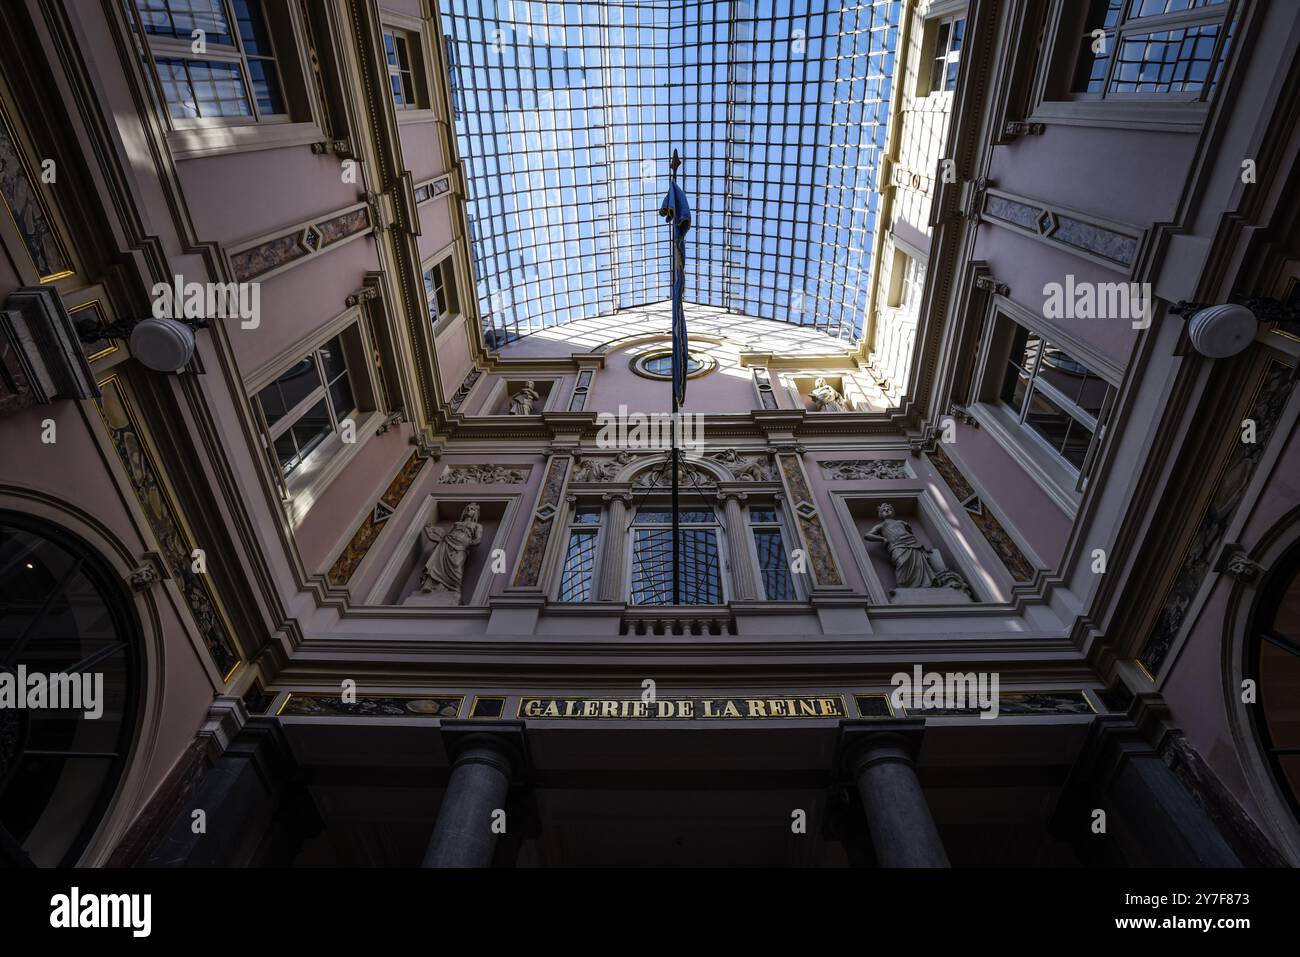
849;731;950;867
423;738;515;868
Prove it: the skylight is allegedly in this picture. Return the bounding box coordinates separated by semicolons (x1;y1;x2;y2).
442;0;900;345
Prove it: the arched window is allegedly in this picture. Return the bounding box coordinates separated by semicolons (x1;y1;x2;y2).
0;513;141;866
1246;543;1300;824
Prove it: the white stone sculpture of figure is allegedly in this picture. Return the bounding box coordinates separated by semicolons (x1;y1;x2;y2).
864;502;935;588
419;502;483;599
864;502;974;599
809;377;846;412
509;381;540;415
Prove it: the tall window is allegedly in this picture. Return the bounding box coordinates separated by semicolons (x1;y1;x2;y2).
1247;546;1300;827
256;334;356;478
424;259;455;326
893;251;923;312
929;16;966;94
556;507;601;602
997;320;1113;478
134;0;286;121
749;508;798;601
629;507;724;605
1071;0;1233;98
0;514;140;867
383;27;426;110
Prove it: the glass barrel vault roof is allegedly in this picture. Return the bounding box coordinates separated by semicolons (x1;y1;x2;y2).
442;0;900;345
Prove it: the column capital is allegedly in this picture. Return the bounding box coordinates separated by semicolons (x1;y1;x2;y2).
836;718;927;776
438;719;529;777
717;488;749;504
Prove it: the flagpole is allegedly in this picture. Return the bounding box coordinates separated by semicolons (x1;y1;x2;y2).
669;150;681;606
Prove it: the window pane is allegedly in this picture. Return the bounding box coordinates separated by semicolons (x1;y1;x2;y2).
328;378;355;419
635;508;713;524
290;399;331;468
557;529;597;601
1026;388;1093;470
159;58;251;118
272;356;321;414
139;0;233;45
232;0;274;56
1109;24;1221;95
247;58;284;115
573;507;602;524
631;528;722;605
319;336;348;383
749;509;778;524
754;527;797;600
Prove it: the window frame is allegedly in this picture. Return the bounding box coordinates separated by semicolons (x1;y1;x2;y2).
380;20;434;117
925;14;966;96
969;299;1120;513
747;504;803;602
626;502;729;607
423;255;459;330
554;504;603;603
1029;0;1238;131
245;316;383;516
131;0;291;128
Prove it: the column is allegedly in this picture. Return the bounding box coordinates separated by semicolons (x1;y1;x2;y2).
720;490;760;601
423;728;522;868
841;719;949;867
597;492;631;601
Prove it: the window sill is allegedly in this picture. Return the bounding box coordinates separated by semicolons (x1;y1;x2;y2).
166;121;325;161
1028;98;1208;133
284;410;385;527
968;402;1080;519
396;108;439;126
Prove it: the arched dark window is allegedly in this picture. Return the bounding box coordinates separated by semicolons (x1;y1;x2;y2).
0;512;141;866
1246;543;1300;824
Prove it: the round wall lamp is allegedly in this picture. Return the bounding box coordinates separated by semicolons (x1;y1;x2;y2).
1171;297;1297;359
75;314;208;373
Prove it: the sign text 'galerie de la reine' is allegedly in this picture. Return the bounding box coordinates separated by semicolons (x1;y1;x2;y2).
518;695;848;720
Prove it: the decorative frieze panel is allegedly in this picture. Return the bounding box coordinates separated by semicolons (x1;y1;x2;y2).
1141;359;1295;675
512;454;570;588
228;204;372;282
752;367;778;409
448;368;481;412
776;452;843;588
327;452;427;587
279;693;462;718
568;368;593;411
856;690;1094;718
708;449;776;482
820;459;910;481
413;174;452;204
981;188;1140;270
438;464;531;485
927;446;1034;583
97;375;241;679
0;101;73;282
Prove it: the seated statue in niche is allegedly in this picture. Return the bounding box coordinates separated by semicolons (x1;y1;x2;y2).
417;502;483;602
509;381;540;415
809;377;846;412
864;502;973;602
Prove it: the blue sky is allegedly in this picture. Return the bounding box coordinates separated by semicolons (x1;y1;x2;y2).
442;0;900;344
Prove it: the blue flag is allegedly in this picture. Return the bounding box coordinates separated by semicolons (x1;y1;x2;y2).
660;177;691;406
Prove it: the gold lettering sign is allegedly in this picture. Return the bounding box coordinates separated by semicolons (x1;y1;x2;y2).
517;695;847;720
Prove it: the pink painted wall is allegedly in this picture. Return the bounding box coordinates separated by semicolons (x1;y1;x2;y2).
226;236;380;376
294;422;418;574
989;125;1193;227
400;120;446;184
178;148;362;245
416;200;456;260
434;314;474;400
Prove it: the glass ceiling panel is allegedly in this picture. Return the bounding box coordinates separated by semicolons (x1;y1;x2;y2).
442;0;900;345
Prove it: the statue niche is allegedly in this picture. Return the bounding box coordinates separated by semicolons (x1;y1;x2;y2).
864;502;973;604
404;502;484;606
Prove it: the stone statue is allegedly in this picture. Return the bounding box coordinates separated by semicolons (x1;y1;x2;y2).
509;381;540;415
809;377;846;412
864;502;973;599
710;448;774;482
419;502;483;600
